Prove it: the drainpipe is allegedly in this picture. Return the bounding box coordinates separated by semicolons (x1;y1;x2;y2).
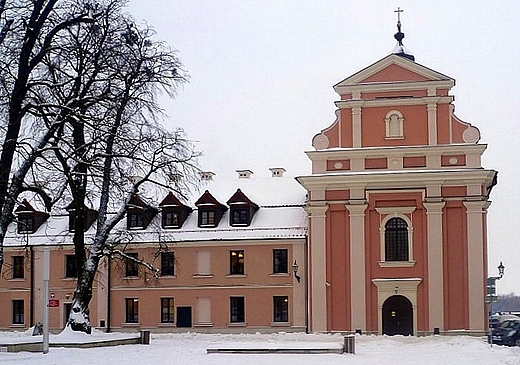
30;245;34;327
106;256;111;333
304;235;309;334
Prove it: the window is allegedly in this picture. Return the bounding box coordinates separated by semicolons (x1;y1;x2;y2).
272;249;288;274
161;298;175;323
231;208;248;225
385;217;409;261
161;252;175;276
196;251;211;275
125;252;139;277
128;212;143;229
230;297;245;323
12;300;24;324
200;211;215;226
65;255;77;278
12;256;24;279
229;250;244;275
18;216;34;233
125;298;139;323
384;110;404;139
273;296;289;322
163;211;180;228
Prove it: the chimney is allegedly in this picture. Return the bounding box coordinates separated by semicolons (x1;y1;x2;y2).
269;167;286;177
236;169;253;179
200;171;215;181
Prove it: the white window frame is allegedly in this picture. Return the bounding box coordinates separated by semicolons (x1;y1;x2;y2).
376;207;416;267
384;110;405;139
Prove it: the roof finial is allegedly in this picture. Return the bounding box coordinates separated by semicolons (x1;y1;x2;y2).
392;7;415;61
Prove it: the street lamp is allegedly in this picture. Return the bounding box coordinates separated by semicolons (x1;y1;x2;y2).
292;260;301;283
487;262;505;347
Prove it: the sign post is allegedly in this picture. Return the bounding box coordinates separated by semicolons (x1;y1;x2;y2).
43;248;50;354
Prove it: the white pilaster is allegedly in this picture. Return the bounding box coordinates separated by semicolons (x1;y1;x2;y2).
427;102;438;145
345;203;368;332
352;104;362;148
464;200;490;331
423;201;445;331
306;204;329;332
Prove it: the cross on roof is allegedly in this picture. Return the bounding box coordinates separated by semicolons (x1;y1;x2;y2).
394;7;404;22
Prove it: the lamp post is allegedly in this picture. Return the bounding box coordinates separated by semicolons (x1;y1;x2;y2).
487;262;505;347
292;260;301;283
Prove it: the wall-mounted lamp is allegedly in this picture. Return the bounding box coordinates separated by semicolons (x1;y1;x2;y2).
292;260;301;283
498;261;505;278
65;293;71;300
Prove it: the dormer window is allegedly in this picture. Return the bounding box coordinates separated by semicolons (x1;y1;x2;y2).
18;216;35;233
66;202;98;232
15;199;49;234
126;195;158;230
201;210;215;226
128;212;144;229
195;190;227;228
159;192;192;229
227;189;259;227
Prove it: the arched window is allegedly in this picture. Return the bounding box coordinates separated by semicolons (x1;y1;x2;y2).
384;110;404;139
385;217;409;261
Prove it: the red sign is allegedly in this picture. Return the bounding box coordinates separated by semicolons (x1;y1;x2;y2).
48;299;60;307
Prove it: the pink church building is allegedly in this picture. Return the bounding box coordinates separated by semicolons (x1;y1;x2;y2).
297;26;497;335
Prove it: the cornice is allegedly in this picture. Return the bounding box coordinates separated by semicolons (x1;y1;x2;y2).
335;95;453;109
296;168;497;191
305;144;488;161
335;79;454;95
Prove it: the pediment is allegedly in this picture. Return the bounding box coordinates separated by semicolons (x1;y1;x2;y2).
334;54;454;93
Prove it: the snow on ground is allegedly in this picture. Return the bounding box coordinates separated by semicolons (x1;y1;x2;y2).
1;331;519;365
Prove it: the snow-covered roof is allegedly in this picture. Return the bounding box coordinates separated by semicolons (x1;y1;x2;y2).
4;168;308;247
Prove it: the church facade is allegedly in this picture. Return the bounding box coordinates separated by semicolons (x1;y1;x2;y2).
297;53;497;335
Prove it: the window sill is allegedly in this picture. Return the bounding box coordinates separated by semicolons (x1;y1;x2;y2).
9;324;26;328
157;322;176;327
228;322;247;327
62;277;77;281
122;322;140;327
9;278;26;282
128;227;145;230
226;274;247;278
159;275;176;279
378;261;416;268
194;322;214;327
270;322;290;327
384;136;405;140
122;276;141;280
269;273;290;277
192;274;214;279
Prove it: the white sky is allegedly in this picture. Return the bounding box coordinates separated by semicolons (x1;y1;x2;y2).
125;1;520;294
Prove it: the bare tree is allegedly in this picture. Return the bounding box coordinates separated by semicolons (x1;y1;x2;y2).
39;2;199;333
0;0;98;272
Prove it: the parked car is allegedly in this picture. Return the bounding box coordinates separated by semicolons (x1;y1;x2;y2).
492;315;520;346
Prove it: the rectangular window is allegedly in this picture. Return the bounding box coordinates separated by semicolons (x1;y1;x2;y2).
18;216;34;233
12;300;24;324
196;251;211;275
230;297;245;323
163;211;180;228
65;255;77;278
229;250;244;275
12;256;24;279
201;211;215;226
231;208;248;225
129;212;143;228
125;252;139;277
161;252;175;276
273;296;289;322
273;249;288;274
161;298;175;323
125;298;139;323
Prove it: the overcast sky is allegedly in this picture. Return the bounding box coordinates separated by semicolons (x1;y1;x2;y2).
125;1;520;295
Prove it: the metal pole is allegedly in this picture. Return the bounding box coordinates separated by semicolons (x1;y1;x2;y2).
43;248;50;354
